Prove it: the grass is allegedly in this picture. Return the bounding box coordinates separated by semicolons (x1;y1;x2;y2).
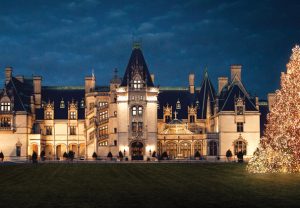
0;163;300;208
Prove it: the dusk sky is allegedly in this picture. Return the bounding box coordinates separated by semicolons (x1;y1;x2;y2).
0;0;300;99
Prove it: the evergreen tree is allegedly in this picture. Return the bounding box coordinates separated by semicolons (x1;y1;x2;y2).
247;45;300;173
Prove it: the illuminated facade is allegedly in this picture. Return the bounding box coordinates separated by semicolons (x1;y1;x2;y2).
0;45;267;161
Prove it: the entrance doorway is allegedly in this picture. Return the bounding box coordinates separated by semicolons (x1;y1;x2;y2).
131;141;144;160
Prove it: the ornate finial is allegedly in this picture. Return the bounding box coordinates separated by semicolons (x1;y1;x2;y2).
113;68;118;79
133;41;141;49
92;68;95;78
174;111;178;119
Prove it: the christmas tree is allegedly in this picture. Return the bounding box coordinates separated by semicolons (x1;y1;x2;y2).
247;45;300;173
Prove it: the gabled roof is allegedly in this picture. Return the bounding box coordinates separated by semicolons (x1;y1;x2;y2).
157;71;216;120
218;78;257;112
3;77;34;112
120;48;154;87
36;86;85;120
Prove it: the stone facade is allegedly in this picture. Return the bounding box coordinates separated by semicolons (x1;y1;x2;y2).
0;45;266;161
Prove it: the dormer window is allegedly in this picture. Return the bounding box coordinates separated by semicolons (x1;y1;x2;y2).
0;102;11;112
80;99;85;108
235;97;244;115
60;99;65;108
133;80;142;89
237;106;244;115
45;111;53;120
176;99;181;110
70;111;77;120
195;100;199;108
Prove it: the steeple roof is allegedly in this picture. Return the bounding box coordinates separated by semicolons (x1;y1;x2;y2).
120;47;154;87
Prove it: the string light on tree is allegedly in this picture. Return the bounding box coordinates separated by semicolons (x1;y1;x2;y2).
247;45;300;173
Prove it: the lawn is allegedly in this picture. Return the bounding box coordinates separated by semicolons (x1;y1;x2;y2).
0;163;300;208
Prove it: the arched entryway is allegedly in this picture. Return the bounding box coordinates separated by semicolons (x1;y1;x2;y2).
131;141;144;160
166;142;177;159
69;144;78;157
179;142;191;158
56;144;67;160
45;144;53;160
31;144;38;155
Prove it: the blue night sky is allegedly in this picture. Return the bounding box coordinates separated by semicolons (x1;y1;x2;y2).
0;0;300;99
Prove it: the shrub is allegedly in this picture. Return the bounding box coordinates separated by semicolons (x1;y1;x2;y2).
0;151;4;161
92;152;97;159
63;152;68;159
107;152;113;158
40;150;45;161
118;151;124;158
68;151;75;161
237;151;244;163
226;149;233;158
32;151;38;163
194;151;201;158
161;151;168;159
152;151;157;157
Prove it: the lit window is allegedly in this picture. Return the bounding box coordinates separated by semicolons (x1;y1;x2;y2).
99;141;108;146
0;102;11;111
45;111;53;120
234;140;247;155
237;122;244;132
99;102;108;108
70;111;77;120
133;80;142;89
132;106;137;116
138;106;143;115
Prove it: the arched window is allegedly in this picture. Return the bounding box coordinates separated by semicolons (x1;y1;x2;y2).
209;141;218;156
166;142;177;159
234;140;247;155
194;141;202;155
179;142;191;158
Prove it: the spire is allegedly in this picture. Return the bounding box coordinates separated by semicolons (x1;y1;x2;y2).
120;46;154;87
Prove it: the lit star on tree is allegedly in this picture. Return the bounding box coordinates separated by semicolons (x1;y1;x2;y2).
247;45;300;173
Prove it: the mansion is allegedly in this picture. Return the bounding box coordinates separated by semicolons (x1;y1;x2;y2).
0;45;272;161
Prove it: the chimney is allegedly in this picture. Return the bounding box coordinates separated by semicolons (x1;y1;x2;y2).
15;75;24;83
5;66;13;84
255;96;259;110
33;76;42;108
230;65;242;81
267;93;276;111
85;76;95;93
150;73;155;84
30;95;35;114
218;77;228;94
189;73;195;94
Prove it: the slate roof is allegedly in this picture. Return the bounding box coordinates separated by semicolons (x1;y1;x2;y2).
2;77;34;112
158;71;216;120
120;48;154;87
218;78;258;112
36;86;85;120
